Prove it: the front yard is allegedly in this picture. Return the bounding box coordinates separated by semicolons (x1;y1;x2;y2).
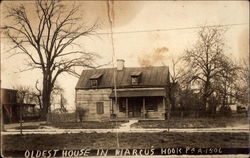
9;114;248;130
131;114;248;129
2;132;248;151
9;121;127;130
46;121;127;129
3;115;248;156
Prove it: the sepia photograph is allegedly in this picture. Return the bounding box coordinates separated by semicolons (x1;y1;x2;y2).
0;0;249;157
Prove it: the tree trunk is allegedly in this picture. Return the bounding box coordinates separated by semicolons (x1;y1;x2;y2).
202;80;210;115
41;96;50;120
40;77;53;121
202;93;208;115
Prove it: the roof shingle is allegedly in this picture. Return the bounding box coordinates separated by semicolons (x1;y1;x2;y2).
75;66;169;89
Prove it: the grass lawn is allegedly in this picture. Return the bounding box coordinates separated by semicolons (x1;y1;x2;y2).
131;115;248;129
15;125;40;129
11;121;127;130
2;132;248;151
45;121;127;129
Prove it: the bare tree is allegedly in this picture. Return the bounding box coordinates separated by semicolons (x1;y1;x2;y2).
14;85;41;107
239;59;249;84
169;57;183;84
34;80;42;110
14;85;30;104
212;59;239;114
167;56;184;112
4;0;98;119
183;26;238;114
233;59;249;106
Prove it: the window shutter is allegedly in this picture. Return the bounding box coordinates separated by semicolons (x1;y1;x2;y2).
96;102;104;114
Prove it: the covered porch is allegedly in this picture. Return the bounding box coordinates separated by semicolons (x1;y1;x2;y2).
109;88;169;120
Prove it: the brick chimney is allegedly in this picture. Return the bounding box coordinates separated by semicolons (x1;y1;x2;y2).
117;59;125;71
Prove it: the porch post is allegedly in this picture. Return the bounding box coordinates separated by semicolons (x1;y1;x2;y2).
162;97;166;118
111;99;114;114
126;98;128;117
142;98;146;119
125;98;128;117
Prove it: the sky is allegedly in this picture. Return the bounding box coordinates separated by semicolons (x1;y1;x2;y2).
1;1;249;111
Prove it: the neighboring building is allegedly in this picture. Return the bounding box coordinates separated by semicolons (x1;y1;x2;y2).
1;88;38;123
75;59;171;121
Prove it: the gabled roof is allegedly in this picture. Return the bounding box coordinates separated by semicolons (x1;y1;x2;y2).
90;73;103;79
130;71;142;77
75;66;169;89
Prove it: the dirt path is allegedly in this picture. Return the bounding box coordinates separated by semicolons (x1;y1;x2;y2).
119;120;138;129
2;120;248;135
3;121;46;130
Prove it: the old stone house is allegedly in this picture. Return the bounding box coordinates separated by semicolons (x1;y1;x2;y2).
75;59;171;121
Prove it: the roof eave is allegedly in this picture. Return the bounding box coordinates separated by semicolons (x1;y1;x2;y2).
75;84;169;90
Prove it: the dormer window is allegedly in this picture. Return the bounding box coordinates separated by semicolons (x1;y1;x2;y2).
90;80;98;87
130;71;142;85
131;77;139;85
90;73;103;88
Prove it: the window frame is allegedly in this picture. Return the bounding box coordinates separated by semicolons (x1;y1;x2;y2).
118;98;126;112
90;79;98;88
96;102;104;114
131;76;139;85
146;104;158;111
145;97;158;112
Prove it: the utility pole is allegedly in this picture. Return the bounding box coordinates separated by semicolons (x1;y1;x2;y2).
19;104;23;135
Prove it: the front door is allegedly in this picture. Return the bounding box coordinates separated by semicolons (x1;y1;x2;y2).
128;98;142;118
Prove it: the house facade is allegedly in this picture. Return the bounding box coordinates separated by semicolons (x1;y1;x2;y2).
1;88;38;123
75;60;170;121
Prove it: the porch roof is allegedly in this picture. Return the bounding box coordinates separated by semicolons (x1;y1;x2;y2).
109;88;166;98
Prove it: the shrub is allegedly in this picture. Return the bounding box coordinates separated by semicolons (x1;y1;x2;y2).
219;105;232;117
76;108;87;122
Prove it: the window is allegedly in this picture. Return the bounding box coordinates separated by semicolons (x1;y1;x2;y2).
130;71;142;85
91;80;98;87
146;104;158;111
131;77;139;85
90;73;103;88
146;97;158;111
119;98;126;112
96;102;104;114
